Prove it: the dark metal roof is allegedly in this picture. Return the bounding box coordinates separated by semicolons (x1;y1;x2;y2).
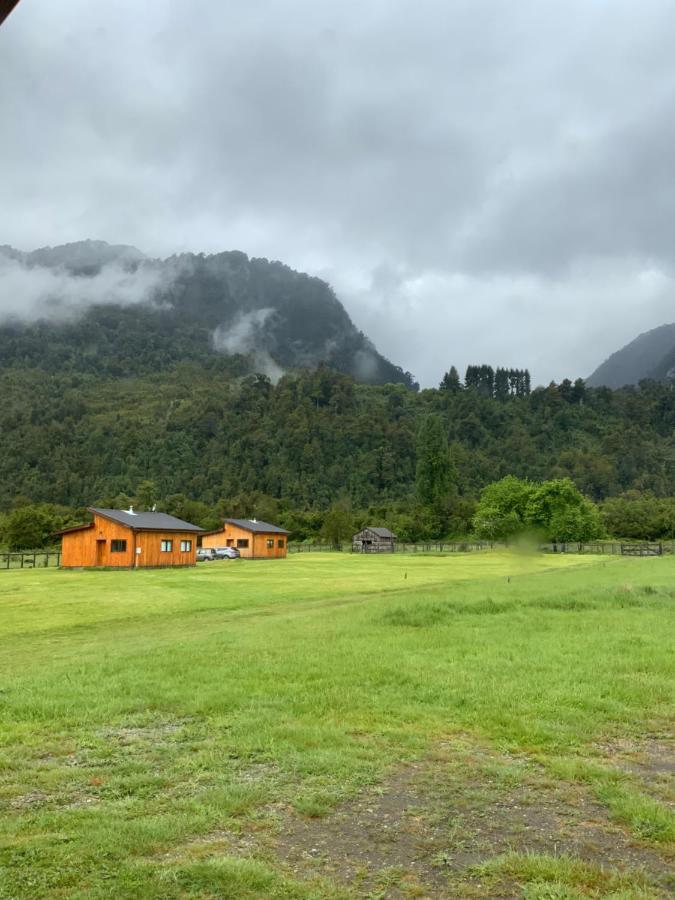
362;527;396;538
224;518;288;534
89;508;204;532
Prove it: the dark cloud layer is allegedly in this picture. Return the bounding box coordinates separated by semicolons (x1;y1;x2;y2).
1;0;674;385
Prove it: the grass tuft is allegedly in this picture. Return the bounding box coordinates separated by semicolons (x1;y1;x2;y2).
545;757;674;845
472;851;658;896
596;783;675;844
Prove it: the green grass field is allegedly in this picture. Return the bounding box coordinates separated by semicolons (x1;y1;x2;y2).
0;552;673;898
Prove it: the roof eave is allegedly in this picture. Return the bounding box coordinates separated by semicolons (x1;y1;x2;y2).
54;522;94;536
133;526;205;533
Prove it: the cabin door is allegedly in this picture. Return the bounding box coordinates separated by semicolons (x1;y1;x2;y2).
95;539;106;566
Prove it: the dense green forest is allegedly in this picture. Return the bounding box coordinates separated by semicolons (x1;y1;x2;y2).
0;361;673;546
0;242;673;546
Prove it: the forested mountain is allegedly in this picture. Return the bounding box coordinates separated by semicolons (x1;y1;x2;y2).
651;342;675;382
587;323;675;388
0;241;673;543
0;362;673;539
0;241;415;387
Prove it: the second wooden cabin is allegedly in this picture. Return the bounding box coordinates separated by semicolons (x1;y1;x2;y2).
201;518;288;559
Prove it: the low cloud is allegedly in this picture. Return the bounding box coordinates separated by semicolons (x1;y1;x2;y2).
0;253;166;322
212;308;285;381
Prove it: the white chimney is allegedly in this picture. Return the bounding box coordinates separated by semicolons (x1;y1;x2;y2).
127;505;137;515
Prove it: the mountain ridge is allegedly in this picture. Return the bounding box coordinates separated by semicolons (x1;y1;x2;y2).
587;322;675;388
0;240;417;387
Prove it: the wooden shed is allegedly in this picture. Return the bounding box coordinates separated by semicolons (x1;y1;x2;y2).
352;526;397;553
58;507;203;569
200;518;288;559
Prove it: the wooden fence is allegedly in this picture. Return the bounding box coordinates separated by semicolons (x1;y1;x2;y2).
619;543;664;557
1;551;61;570
541;542;671;555
392;541;493;553
288;543;337;553
291;541;673;556
1;541;671;570
289;541;495;553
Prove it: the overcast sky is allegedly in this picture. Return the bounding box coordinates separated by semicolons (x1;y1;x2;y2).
1;0;674;386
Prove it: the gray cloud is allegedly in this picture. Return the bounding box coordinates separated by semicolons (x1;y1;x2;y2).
0;252;165;321
1;0;674;384
212;308;285;382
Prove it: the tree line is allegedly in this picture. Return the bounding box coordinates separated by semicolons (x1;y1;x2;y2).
0;364;672;549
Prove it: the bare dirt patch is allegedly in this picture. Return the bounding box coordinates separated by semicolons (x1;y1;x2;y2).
155;737;673;897
8;789;49;810
267;740;672;897
97;718;195;746
593;734;675;795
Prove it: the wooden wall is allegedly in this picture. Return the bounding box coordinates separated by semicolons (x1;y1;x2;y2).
136;531;197;567
61;516;132;568
201;523;287;558
61;513;197;568
352;529;396;553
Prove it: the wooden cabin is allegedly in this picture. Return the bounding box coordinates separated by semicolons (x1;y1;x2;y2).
58;508;203;569
352;526;397;553
201;518;288;559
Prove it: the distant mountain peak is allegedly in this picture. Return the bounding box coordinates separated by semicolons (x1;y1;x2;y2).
29;240;146;272
0;239;416;387
1;239;146;275
587;323;675;388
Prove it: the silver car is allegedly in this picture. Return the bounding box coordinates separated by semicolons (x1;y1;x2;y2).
214;547;240;559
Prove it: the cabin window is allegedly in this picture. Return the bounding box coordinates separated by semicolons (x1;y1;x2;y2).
236;539;249;548
277;539;285;548
266;538;274;549
111;540;127;553
180;540;192;552
161;539;173;552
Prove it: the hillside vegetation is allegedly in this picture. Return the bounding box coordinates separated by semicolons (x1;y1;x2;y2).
0;363;673;540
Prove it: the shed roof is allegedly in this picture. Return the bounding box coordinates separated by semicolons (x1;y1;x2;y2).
362;526;396;538
90;508;204;532
223;518;288;534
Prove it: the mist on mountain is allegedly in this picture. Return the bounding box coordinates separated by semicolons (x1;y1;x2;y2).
0;241;416;387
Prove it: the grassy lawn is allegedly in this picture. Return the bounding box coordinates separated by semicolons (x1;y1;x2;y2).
0;552;673;898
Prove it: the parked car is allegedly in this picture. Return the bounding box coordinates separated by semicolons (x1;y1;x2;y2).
196;547;217;561
214;547;240;559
